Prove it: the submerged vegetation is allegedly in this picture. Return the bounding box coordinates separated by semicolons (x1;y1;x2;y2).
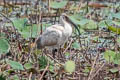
0;0;120;80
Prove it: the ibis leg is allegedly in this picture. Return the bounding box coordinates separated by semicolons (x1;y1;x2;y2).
52;49;57;58
58;47;64;59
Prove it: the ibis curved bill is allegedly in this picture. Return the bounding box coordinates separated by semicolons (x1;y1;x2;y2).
36;13;80;50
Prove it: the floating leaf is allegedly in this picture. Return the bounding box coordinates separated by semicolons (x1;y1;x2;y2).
83;67;90;73
98;20;107;28
109;68;118;73
65;52;70;59
13;18;51;38
6;60;24;70
85;20;97;29
92;36;99;43
111;12;120;19
13;18;27;30
50;1;68;9
72;42;80;49
0;32;6;38
113;53;120;64
117;37;120;44
0;75;6;80
79;19;89;26
104;20;113;26
104;50;116;62
24;62;33;69
69;16;89;26
7;69;15;74
0;38;10;55
64;60;75;73
65;52;70;57
49;65;54;72
68;16;81;25
11;75;19;80
112;21;120;25
104;77;111;80
38;56;48;69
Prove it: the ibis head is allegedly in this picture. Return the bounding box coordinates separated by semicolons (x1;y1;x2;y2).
60;13;80;35
36;13;80;50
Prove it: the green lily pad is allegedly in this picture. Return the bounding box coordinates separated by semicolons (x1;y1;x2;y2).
104;50;116;62
72;42;80;49
13;18;51;38
6;60;24;70
24;62;33;69
64;60;75;73
0;38;10;55
110;68;118;73
50;1;68;9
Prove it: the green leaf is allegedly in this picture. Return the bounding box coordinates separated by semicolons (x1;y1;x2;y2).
110;68;118;73
38;56;48;69
4;22;13;27
79;28;85;34
72;42;80;49
98;20;107;28
104;20;113;26
13;18;30;38
104;50;116;62
68;16;81;25
111;12;120;19
24;62;33;69
0;32;6;38
85;20;97;29
13;18;27;30
7;69;15;74
101;8;111;17
49;65;54;72
19;24;40;38
69;16;89;26
11;75;19;80
0;38;10;55
0;75;6;80
104;77;110;80
70;13;83;20
113;53;120;64
6;60;24;70
64;60;75;73
83;67;90;73
112;21;120;25
50;1;68;9
79;19;89;26
13;18;51;38
117;37;120;43
65;52;70;57
92;36;99;42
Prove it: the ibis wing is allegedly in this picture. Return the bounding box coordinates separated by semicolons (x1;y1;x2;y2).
41;26;63;47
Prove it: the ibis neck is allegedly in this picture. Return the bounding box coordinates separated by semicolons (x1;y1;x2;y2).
59;16;80;35
60;17;72;28
60;18;72;36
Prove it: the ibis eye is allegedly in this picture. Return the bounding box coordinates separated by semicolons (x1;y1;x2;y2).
63;16;67;21
62;16;65;19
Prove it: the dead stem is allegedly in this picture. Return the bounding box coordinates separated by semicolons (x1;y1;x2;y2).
90;63;105;80
88;53;99;80
39;64;49;80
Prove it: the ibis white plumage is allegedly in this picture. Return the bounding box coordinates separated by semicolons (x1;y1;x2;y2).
36;13;80;51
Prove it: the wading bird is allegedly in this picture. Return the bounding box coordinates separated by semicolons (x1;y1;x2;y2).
36;13;80;56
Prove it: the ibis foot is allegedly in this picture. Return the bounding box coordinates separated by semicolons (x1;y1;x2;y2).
58;48;64;61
